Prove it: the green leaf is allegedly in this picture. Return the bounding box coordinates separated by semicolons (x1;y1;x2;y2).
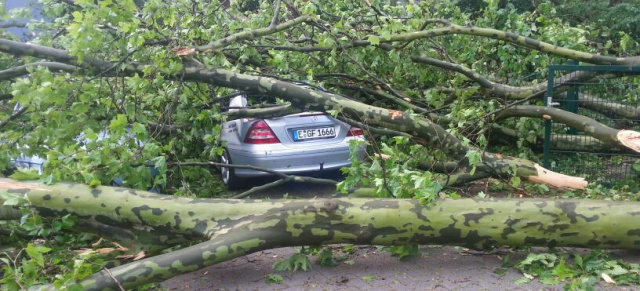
380;30;391;41
574;253;584;269
363;275;375;282
9;168;40;180
342;245;355;253
0;192;26;206
517;253;558;270
388;244;419;260
25;243;51;268
493;267;507;276
89;179;102;188
317;248;337;267
465;149;482;165
273;254;311;272
108;114;128;132
72;11;83;21
265;274;284;284
131;122;146;136
326;110;339;117
153;156;167;173
291;253;311;271
514;277;531;285
367;35;380;46
604;260;629;275
510;176;521;187
273;258;291;271
61;214;75;229
552;259;576;280
465;149;482;175
449;192;462;199
84;128;98;141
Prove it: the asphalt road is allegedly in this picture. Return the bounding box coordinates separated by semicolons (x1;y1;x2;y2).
162;245;640;291
161;174;640;291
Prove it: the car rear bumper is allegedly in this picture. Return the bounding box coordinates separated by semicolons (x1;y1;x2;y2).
227;143;365;177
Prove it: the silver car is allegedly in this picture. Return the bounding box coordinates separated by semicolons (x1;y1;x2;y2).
219;94;366;189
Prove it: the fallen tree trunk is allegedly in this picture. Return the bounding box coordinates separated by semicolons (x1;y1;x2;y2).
2;178;639;290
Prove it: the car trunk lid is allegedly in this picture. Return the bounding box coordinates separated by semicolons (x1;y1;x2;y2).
263;113;349;147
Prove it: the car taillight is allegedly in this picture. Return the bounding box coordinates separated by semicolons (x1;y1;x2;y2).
244;120;280;144
347;127;364;136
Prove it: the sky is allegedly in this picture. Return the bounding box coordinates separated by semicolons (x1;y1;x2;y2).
3;0;42;39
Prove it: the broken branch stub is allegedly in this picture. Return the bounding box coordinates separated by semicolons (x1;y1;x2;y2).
617;130;640;153
528;164;588;190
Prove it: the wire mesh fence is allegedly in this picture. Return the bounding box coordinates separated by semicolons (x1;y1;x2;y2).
544;65;640;185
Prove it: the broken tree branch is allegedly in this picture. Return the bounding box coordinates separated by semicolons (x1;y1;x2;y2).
496;105;640;153
0;62;79;80
194;16;313;53
411;56;601;99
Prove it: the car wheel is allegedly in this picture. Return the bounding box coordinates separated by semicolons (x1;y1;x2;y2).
220;149;241;190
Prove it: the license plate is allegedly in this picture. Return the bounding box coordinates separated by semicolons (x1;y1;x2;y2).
293;127;336;141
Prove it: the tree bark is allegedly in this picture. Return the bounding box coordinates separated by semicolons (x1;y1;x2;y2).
411;56;602;99
576;93;640;120
254;20;640;65
0;62;78;80
193;16;313;53
489;124;629;153
496;105;640;153
1;179;639;290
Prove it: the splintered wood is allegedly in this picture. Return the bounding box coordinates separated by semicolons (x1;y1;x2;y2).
617;130;640;153
528;164;588;190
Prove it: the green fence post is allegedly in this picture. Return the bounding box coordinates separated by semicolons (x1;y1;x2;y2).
543;67;555;169
565;60;579;134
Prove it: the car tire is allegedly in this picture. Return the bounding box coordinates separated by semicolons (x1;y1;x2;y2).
220;149;242;190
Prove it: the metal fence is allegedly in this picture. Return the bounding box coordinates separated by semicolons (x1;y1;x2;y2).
543;64;640;185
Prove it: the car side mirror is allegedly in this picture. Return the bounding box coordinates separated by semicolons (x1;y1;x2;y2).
228;95;248;111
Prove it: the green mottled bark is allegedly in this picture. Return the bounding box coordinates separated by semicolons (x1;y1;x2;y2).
1;179;638;290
